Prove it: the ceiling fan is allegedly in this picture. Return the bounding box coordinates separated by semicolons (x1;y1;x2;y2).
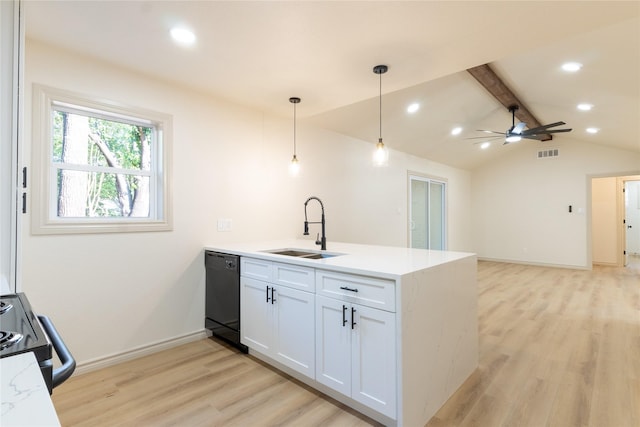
469;105;572;144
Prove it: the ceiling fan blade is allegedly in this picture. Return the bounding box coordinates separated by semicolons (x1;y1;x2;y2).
522;121;566;134
466;135;503;140
522;134;548;141
476;129;505;135
522;129;572;139
521;128;572;140
542;128;572;134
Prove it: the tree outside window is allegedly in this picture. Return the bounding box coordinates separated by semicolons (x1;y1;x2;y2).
53;110;152;218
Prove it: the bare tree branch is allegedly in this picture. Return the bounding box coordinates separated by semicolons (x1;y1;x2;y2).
89;133;132;216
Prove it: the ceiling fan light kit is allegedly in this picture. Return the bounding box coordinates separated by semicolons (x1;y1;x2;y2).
505;135;522;144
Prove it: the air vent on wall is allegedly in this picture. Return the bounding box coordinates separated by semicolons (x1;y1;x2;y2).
537;148;559;159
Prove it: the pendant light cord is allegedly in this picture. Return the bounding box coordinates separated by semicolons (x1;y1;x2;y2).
293;101;297;156
289;97;300;158
379;70;382;141
373;65;387;142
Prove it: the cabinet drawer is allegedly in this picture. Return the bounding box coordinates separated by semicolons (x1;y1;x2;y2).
241;258;272;281
315;270;395;312
273;262;315;292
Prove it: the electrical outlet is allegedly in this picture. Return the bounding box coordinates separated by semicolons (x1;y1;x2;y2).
217;218;232;232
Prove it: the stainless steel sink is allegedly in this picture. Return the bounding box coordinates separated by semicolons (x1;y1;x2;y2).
263;248;342;259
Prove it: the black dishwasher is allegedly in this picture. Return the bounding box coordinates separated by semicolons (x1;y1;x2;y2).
205;251;248;353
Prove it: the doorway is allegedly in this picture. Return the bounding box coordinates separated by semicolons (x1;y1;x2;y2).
624;180;640;267
408;174;446;250
590;174;640;267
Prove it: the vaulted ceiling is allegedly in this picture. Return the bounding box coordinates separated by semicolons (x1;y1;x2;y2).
24;1;640;169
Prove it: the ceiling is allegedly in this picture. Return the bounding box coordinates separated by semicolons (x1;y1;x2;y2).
24;1;640;170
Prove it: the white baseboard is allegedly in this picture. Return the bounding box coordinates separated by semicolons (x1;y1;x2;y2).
74;329;211;376
477;257;591;270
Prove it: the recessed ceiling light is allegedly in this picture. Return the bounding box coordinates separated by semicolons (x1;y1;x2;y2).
561;62;582;72
407;103;420;113
170;27;196;46
586;127;599;134
480;142;490;150
577;103;593;111
451;127;462;136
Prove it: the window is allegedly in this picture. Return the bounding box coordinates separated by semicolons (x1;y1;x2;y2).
32;84;172;234
408;174;446;250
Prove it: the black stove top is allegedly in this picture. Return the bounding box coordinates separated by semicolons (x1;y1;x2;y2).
0;293;51;362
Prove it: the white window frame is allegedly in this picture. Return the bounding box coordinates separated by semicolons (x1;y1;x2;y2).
31;84;173;234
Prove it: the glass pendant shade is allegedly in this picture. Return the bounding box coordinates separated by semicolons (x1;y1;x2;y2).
289;154;300;175
373;138;389;166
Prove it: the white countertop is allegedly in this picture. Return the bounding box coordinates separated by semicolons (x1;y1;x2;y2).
1;352;61;427
205;240;475;279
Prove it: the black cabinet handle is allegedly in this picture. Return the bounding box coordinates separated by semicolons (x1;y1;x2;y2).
351;307;357;329
342;305;347;327
271;287;276;304
340;286;358;293
266;286;271;303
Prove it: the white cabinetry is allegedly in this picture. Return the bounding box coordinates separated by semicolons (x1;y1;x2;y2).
315;271;396;419
240;259;315;377
208;243;478;427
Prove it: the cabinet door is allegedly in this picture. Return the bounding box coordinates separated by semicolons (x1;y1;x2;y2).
240;277;273;354
351;304;397;418
315;295;351;396
273;285;315;377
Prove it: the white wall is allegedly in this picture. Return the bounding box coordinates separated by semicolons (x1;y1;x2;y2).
295;128;473;251
22;39;472;365
471;138;640;268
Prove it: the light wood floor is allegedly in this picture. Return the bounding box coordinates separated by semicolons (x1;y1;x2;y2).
52;259;640;427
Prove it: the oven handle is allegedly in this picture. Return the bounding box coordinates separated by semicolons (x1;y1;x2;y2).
37;315;76;389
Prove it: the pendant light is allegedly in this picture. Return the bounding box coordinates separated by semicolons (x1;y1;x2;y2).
289;97;301;176
372;64;389;166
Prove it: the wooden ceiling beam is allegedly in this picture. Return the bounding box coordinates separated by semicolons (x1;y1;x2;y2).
467;64;552;141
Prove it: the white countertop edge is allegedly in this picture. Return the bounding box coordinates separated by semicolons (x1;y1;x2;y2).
205;240;475;279
1;352;61;427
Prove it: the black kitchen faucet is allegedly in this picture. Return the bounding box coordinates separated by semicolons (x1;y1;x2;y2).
303;196;326;250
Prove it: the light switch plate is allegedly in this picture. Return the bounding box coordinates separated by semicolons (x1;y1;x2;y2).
217;218;232;232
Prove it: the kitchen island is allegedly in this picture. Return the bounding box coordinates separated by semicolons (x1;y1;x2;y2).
205;240;477;426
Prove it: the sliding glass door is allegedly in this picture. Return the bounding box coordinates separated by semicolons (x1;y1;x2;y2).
409;175;446;250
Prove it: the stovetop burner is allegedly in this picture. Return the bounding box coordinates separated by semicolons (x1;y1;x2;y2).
0;330;23;350
0;301;12;314
0;293;51;361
